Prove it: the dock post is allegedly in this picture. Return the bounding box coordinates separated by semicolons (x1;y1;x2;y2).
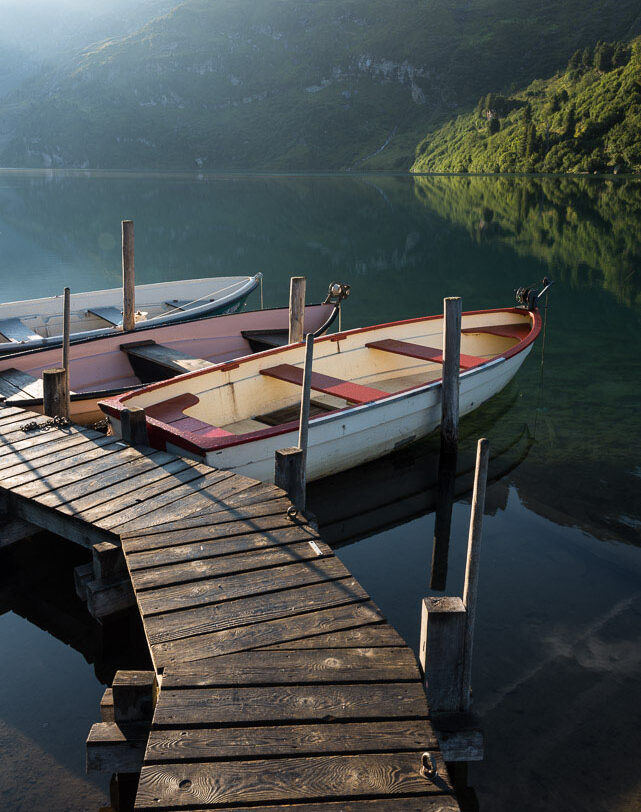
275;332;314;512
461;437;489;711
42;368;68;420
298;333;314;469
122;220;135;332
275;447;305;510
121;406;148;447
441;297;461;454
420;595;466;713
288;276;306;344
62;286;71;419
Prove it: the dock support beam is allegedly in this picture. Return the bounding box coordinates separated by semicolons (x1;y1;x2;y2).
87;671;156;779
43;368;68;420
288;276;306;344
122;220;135;333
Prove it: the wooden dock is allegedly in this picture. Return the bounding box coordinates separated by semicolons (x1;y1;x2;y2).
0;404;461;811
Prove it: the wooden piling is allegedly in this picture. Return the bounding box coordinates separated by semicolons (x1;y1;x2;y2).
121;406;148;447
275;333;314;512
62;286;71;418
274;447;305;511
42;368;68;419
441;297;461;454
122;220;135;332
419;596;466;713
288;276;306;344
461;437;489;711
298;333;314;463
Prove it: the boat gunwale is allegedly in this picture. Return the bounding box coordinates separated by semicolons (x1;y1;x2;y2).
100;307;541;457
0;275;261;358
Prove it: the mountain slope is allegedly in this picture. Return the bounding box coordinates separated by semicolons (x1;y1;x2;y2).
412;37;641;173
1;0;640;170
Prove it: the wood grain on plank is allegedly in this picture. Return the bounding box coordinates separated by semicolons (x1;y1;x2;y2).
150;602;385;667
56;458;194;516
145;719;436;761
162;647;420;686
137;558;351;616
36;451;176;508
122;512;308;555
153;682;429;726
145;579;369;645
0;432;112;474
168;800;460;812
131;539;332;591
260;623;408;650
99;471;234;531
135;752;450;808
125;522;317;569
122;488;287;539
5;443;141;498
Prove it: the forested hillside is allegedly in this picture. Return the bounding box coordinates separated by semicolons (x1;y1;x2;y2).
412;37;641;173
1;0;640;170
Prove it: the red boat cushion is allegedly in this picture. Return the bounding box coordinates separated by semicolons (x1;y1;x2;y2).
144;393;232;437
461;323;530;340
260;364;388;404
366;339;485;370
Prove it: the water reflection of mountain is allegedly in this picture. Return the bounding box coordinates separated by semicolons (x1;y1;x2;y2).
413;175;641;307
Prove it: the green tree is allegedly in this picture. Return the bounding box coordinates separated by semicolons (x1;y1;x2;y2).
488;116;500;135
568;49;582;70
581;47;593;68
595;41;614;72
564;104;576;139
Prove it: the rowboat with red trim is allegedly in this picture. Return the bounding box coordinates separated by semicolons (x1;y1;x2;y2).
100;286;549;482
0;302;336;424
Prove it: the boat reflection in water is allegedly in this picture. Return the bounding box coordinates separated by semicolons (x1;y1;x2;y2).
307;388;533;582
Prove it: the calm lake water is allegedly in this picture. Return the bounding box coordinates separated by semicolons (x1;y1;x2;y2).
0;170;639;811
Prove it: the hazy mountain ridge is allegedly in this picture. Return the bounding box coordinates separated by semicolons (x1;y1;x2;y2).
1;0;640;170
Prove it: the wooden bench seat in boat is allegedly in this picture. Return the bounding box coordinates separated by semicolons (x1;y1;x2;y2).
88;306;124;327
144;393;232;438
121;340;214;375
366;338;485;370
260;364;388;404
461;322;529;340
164;299;212;312
0;318;41;344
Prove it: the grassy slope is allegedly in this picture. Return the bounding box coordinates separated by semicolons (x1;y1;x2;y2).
1;0;640;170
412;37;641;173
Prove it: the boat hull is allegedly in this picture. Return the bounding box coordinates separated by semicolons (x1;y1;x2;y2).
118;348;531;482
0;303;333;424
0;276;260;356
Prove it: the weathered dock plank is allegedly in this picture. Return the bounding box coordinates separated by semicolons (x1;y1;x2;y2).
0;405;460;811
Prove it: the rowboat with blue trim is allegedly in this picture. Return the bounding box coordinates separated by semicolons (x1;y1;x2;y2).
0;275;260;356
100;286;548;482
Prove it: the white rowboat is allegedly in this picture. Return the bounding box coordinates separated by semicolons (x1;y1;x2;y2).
100;304;542;482
0;275;260;356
